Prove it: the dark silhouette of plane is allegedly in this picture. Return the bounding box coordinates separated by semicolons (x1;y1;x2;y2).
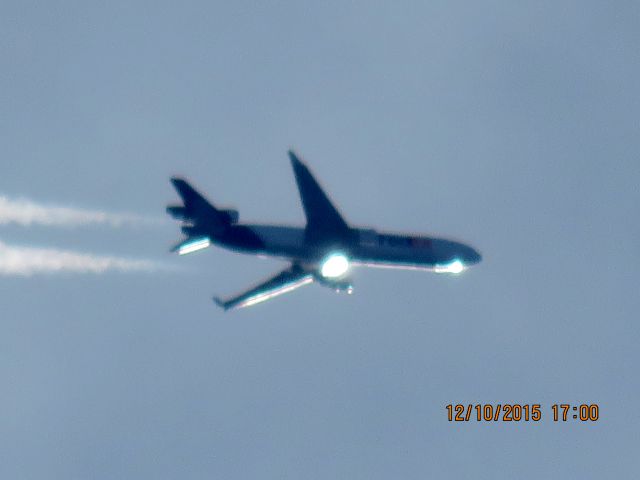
167;151;481;310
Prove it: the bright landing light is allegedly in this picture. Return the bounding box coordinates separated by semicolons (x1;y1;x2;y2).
178;237;211;255
320;252;350;278
434;259;465;274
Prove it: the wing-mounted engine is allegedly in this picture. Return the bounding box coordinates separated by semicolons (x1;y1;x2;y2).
314;274;354;294
308;251;354;293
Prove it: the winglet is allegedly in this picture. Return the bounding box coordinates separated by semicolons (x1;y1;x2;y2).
213;296;231;311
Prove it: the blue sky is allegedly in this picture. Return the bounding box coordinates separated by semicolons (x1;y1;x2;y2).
2;1;639;478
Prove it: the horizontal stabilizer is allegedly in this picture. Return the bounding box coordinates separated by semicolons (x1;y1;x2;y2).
171;236;211;255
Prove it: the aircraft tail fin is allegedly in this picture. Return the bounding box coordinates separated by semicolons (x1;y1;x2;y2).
167;177;238;252
168;177;219;219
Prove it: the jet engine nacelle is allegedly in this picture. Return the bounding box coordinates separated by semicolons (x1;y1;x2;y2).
220;209;239;224
315;274;354;294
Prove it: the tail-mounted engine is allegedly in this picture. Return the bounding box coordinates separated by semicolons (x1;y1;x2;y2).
219;209;239;224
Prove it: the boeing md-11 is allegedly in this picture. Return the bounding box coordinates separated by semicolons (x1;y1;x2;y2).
167;151;481;310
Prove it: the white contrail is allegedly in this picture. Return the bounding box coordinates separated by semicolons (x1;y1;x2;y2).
0;241;164;276
0;195;161;227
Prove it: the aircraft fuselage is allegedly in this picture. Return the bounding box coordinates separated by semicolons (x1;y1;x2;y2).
213;224;481;272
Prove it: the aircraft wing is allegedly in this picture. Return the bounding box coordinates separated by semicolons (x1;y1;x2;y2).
213;264;314;311
288;150;352;242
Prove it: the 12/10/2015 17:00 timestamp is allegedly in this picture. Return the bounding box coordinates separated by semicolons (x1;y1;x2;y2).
446;404;600;422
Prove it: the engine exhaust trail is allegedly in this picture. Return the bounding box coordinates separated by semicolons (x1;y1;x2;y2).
0;195;162;228
0;240;165;276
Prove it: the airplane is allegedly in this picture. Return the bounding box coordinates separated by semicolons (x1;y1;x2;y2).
167;151;481;310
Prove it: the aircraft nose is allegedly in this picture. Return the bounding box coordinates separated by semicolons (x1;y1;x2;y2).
467;248;482;265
